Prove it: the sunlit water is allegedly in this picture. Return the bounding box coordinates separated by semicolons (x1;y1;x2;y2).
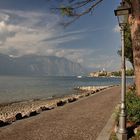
0;76;134;103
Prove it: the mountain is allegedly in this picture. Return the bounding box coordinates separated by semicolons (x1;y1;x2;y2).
0;54;86;76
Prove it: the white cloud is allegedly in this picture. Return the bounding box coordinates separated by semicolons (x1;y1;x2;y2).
0;9;62;56
0;9;123;71
0;21;16;45
0;9;90;59
0;13;9;22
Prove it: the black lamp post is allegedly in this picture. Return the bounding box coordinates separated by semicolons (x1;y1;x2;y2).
114;1;131;140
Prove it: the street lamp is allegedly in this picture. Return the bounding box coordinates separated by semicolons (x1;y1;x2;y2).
114;1;131;140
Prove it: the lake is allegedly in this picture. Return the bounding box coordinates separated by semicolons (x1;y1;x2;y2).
0;76;134;103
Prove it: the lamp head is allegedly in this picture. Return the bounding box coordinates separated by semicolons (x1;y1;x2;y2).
114;2;131;28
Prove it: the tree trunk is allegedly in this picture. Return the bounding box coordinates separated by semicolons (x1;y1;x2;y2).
130;0;140;95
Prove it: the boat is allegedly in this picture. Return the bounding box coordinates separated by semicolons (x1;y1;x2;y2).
77;76;82;78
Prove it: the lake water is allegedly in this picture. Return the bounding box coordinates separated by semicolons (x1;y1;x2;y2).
0;76;134;103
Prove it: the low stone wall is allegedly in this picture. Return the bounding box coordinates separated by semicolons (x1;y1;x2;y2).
76;85;112;91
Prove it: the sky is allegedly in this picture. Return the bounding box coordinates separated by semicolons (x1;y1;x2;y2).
0;0;132;71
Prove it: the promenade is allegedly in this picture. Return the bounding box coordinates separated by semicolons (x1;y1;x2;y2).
0;86;120;140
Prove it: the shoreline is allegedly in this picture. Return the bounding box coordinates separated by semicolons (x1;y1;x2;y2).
0;85;114;127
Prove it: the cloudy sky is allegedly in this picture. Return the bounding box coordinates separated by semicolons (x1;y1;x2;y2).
0;0;132;71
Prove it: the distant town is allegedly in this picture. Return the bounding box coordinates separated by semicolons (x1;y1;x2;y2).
89;69;134;77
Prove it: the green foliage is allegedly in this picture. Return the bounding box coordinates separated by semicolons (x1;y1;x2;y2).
135;130;140;138
124;24;133;67
109;132;118;140
111;69;134;77
48;0;104;25
111;71;121;76
113;105;120;125
126;69;134;76
117;24;133;68
128;84;136;92
126;91;140;123
130;129;140;140
60;6;74;16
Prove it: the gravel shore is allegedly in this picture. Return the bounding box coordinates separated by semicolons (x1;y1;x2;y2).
0;85;112;125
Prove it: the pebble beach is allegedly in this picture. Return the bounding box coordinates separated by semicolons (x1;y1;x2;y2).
0;85;113;126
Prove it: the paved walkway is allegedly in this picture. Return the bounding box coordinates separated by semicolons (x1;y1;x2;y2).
0;87;121;140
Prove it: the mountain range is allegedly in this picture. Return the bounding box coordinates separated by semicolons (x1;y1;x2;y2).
0;54;86;76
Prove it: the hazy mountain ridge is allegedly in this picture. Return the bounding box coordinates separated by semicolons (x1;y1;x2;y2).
0;54;86;76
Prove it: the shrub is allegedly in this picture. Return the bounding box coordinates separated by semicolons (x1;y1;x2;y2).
130;129;140;140
126;91;140;123
109;132;118;140
113;104;120;125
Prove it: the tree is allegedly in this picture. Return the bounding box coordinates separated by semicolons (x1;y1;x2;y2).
127;0;140;95
126;69;134;76
48;0;104;26
117;24;134;68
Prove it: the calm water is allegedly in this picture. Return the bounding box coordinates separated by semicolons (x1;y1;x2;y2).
0;76;134;103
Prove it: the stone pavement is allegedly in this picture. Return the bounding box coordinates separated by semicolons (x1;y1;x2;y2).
0;86;121;140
